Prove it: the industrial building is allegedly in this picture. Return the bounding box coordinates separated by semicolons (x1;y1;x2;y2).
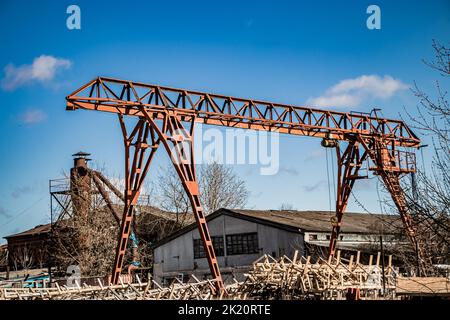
3;223;52;271
153;208;402;284
1;152;193;275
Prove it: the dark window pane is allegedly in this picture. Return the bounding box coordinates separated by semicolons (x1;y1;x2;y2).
225;233;258;256
193;236;224;259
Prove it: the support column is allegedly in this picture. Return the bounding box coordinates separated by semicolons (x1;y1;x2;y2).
378;171;428;275
111;116;160;284
140;107;225;295
361;138;429;275
328;141;368;258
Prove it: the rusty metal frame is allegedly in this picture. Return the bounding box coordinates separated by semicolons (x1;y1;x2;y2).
66;77;427;290
328;136;428;274
138;107;225;294
66;77;420;147
111;115;160;285
358;137;429;275
328;140;368;256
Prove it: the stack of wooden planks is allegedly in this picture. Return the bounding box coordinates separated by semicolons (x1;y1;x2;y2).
237;250;396;299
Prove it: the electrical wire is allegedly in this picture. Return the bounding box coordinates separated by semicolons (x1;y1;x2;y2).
376;178;385;237
330;149;337;204
325;148;332;212
0;196;46;234
350;186;395;228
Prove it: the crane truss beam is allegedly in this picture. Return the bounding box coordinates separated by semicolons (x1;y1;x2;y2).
66;77;420;147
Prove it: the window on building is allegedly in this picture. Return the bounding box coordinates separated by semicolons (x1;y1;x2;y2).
309;234;318;241
193;236;224;259
226;232;259;255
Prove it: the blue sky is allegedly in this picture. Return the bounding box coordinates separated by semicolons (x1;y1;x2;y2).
0;0;449;242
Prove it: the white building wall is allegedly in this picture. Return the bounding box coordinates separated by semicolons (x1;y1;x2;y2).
303;231;397;248
153;214;304;281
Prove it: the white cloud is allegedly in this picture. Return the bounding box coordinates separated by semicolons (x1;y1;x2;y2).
301;180;327;193
18;109;47;124
1;55;72;91
307;75;409;108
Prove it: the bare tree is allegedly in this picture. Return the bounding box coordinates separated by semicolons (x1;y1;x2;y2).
279;203;295;211
0;247;7;268
155;162;249;216
396;40;450;273
10;245;34;271
51;206;118;277
199;162;249;215
155;166;190;215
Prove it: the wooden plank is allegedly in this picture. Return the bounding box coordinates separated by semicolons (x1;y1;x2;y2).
396;277;450;296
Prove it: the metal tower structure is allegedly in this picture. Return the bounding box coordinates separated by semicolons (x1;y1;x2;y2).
66;76;427;293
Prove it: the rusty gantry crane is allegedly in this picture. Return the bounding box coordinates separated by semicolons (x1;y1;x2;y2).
66;76;428;294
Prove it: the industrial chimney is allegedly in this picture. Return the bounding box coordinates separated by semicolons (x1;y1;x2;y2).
70;151;92;217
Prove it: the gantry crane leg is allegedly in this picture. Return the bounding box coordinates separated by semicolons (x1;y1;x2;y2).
111;110;224;293
111;116;160;285
378;171;429;275
357;138;429;275
139;107;225;294
328;141;368;258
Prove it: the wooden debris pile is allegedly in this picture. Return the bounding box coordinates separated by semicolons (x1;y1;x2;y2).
0;276;221;300
1;250;398;300
236;250;396;299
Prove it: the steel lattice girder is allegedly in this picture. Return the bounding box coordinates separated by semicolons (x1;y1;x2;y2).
66;77;420;147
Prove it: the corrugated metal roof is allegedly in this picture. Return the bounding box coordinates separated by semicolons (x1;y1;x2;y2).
4;223;52;239
3;205;193;240
153;208;402;248
231;209;401;233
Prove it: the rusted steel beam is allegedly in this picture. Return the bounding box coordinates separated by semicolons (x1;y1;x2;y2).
111;116;160;286
378;172;429;275
66;77;420;148
93;170;125;202
90;171;121;224
327;141;369;257
138;107;225;295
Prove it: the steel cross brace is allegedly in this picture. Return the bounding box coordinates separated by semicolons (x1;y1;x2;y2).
377;172;428;275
